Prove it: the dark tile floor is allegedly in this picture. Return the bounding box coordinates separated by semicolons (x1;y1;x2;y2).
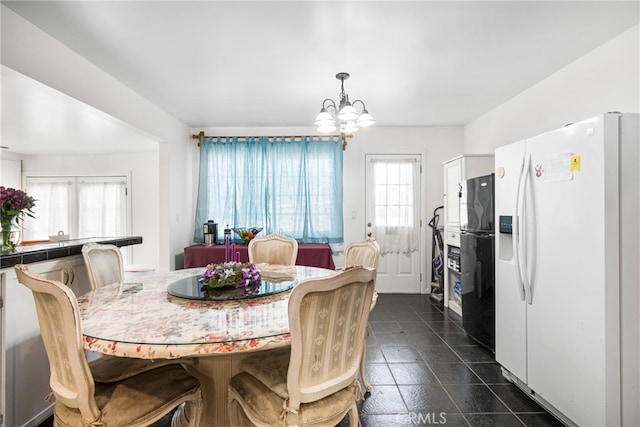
40;294;565;427
356;293;565;427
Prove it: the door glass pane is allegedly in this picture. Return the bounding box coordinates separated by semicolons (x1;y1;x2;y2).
368;156;420;254
373;162;415;227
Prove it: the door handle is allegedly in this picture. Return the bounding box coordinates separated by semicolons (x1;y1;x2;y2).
367;232;372;237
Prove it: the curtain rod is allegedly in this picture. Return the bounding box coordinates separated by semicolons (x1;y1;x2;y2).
191;131;352;150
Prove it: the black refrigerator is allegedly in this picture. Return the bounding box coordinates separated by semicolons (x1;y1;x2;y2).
459;173;495;352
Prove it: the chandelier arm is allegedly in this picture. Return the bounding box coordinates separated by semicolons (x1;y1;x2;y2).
351;99;368;112
321;98;338;113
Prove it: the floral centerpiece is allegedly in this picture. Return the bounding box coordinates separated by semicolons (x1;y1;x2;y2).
1;186;36;254
200;261;261;299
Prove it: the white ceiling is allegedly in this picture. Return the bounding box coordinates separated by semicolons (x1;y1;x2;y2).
1;65;161;154
1;1;639;155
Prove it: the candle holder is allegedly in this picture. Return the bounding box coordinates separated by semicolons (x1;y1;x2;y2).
224;226;232;262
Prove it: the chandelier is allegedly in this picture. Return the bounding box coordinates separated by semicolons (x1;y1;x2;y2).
314;72;375;150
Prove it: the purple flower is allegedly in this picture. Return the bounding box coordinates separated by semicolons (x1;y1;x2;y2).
201;261;261;292
1;186;36;225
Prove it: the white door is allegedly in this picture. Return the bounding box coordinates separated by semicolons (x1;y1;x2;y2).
365;155;422;293
524;116;609;426
494;140;528;382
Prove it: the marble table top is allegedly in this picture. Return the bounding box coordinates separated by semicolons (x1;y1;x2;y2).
78;266;336;359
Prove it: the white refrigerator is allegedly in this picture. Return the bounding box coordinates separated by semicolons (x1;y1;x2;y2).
494;113;639;427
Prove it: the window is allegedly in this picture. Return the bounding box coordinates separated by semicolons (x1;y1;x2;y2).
23;176;129;241
373;161;416;227
194;136;343;243
366;155;420;254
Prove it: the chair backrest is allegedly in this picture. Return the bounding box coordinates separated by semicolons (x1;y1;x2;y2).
344;239;381;269
14;264;101;421
247;233;298;265
82;242;124;290
287;267;376;408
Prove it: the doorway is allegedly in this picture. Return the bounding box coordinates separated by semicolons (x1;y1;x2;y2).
365;154;422;293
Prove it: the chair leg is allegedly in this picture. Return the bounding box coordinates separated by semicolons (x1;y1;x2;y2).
228;394;257;427
360;346;372;393
228;395;242;427
171;390;203;427
361;295;377;395
348;403;360;426
187;389;203;427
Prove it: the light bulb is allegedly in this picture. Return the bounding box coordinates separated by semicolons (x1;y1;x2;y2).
342;121;359;133
356;111;375;127
317;123;337;133
314;110;334;126
338;105;359;121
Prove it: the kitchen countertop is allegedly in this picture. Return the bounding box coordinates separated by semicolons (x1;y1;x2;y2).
0;236;143;269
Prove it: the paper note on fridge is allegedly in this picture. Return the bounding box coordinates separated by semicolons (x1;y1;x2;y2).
542;153;575;182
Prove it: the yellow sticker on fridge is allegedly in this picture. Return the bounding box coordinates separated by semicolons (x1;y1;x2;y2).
570;155;581;172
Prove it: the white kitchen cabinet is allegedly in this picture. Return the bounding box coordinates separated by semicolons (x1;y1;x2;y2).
442;155;493;315
2;255;90;427
0;237;141;426
25;255;90;294
1;274;5;427
443;159;463;228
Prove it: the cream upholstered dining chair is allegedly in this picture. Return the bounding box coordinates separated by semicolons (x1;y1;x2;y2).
228;267;376;427
248;233;298;265
344;238;381;270
82;243;182;381
82;242;124;290
344;238;381;394
14;264;203;427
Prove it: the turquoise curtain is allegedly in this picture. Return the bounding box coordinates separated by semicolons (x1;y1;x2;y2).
194;136;343;243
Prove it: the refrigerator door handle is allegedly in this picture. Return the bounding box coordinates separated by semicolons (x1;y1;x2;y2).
512;156;526;302
523;154;537;305
519;154;533;304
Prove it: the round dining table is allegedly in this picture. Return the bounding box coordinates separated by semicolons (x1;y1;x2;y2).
77;265;337;427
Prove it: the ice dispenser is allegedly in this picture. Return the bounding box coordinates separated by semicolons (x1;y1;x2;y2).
498;215;513;259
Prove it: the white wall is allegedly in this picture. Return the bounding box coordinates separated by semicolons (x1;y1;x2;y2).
1;5;193;271
0;152;22;189
194;125;464;290
20;152;161;269
464;25;639;153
